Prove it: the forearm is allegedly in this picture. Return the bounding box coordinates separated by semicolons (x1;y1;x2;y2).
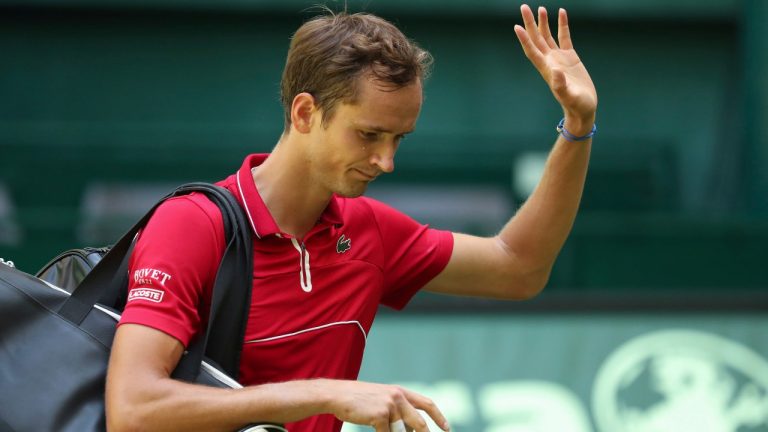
107;376;331;432
498;115;592;274
109;376;449;432
108;325;449;432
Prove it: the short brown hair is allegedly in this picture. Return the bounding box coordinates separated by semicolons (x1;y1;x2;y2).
280;11;433;129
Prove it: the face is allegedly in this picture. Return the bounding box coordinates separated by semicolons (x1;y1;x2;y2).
305;75;423;197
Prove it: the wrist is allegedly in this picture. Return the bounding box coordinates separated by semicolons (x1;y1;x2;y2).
562;114;595;137
310;379;338;415
557;116;596;142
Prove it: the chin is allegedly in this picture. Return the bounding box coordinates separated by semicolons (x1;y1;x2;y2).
335;183;369;198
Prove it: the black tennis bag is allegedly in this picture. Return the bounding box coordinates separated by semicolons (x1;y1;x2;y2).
0;183;286;432
37;246;113;294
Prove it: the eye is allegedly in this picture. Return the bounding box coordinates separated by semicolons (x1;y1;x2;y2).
358;131;379;141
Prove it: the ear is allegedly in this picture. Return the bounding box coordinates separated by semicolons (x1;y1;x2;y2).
290;92;317;134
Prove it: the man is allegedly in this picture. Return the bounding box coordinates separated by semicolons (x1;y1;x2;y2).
106;4;596;432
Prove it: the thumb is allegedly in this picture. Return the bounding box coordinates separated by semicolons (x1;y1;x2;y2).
551;68;566;94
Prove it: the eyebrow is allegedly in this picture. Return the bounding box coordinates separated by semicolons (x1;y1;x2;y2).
355;123;415;135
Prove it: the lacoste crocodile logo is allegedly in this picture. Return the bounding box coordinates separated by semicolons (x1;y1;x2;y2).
336;234;351;254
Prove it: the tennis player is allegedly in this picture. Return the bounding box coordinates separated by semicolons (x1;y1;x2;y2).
106;4;596;432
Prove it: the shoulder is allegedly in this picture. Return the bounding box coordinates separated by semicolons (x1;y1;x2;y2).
334;196;408;240
339;196;406;222
336;196;439;250
155;193;222;227
354;196;420;231
138;192;225;249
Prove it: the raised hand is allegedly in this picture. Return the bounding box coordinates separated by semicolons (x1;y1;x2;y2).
514;5;597;135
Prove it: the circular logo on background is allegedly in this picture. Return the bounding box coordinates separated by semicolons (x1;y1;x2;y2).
592;329;768;432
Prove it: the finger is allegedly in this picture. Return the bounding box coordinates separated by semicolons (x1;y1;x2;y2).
537;6;558;49
393;399;428;432
373;408;395;432
402;389;450;431
514;25;546;71
520;4;549;53
557;8;574;50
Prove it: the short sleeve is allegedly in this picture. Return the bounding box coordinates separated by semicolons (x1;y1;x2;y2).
118;194;226;347
365;198;454;310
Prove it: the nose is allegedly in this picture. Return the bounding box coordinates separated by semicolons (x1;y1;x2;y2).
370;143;396;174
372;154;395;174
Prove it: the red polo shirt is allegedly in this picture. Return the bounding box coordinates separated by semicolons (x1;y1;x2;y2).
119;153;454;432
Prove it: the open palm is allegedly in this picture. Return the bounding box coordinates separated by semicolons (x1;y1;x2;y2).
514;5;597;129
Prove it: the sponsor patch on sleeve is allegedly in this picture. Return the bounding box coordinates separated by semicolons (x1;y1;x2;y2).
127;288;165;303
133;268;173;287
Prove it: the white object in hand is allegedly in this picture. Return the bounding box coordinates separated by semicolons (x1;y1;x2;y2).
390;419;406;432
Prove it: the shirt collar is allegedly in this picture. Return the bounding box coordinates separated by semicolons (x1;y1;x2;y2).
321;194;344;226
235;153;344;239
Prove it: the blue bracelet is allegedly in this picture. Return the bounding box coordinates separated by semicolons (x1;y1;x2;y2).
556;118;596;142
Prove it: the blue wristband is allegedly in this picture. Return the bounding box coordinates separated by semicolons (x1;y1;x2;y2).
556;118;596;142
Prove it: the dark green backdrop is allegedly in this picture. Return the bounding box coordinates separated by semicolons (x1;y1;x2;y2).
1;0;766;293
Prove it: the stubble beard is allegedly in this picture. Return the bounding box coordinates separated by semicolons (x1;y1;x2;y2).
334;180;368;198
330;170;370;198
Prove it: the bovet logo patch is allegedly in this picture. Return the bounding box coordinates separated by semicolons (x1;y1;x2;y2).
133;268;172;286
127;288;165;303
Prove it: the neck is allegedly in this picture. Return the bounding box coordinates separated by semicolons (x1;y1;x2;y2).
252;134;331;239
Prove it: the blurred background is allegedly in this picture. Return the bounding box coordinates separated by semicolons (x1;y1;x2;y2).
1;0;766;430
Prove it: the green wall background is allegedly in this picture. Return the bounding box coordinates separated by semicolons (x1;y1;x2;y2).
1;0;766;292
345;311;768;431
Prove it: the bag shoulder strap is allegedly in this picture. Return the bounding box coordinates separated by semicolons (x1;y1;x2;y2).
59;182;253;380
